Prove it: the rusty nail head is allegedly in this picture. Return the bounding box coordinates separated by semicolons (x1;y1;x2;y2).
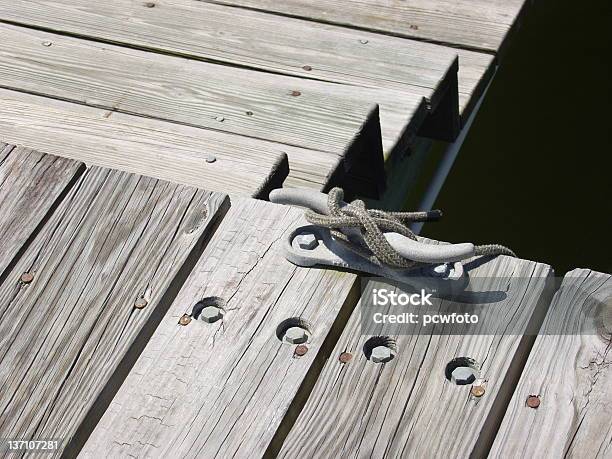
302;65;312;71
339;352;352;363
294;345;308;356
21;272;34;284
471;385;485;397
179;314;192;326
134;298;148;309
527;395;540;409
290;90;301;97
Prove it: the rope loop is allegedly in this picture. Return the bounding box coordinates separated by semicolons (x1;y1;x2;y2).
304;187;516;268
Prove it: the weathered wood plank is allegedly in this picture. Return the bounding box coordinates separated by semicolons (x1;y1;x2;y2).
0;88;301;197
0;143;84;278
0;166;227;456
204;0;528;53
0;0;456;97
490;269;612;458
81;199;359;458
276;256;554;457
0;23;386;189
0;0;470;141
457;50;496;121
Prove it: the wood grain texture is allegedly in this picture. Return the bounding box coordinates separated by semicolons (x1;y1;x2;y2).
0;166;228;456
0;24;384;169
205;0;527;53
81;199;359;458
0;1;472;142
0;0;456;95
0;143;84;278
0;89;300;196
490;269;612;458
276;256;554;458
457;49;496;121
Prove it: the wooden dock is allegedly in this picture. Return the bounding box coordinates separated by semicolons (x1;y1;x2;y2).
0;0;503;197
1;1;610;458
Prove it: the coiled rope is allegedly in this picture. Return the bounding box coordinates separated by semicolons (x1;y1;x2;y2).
304;188;515;268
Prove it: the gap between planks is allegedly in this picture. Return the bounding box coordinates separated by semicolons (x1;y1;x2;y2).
0;165;229;457
0;19;439;189
490;269;612;458
0;0;457;96
0;24;382;159
80;198;362;458
275;255;555;458
0;143;85;282
0;89;298;197
201;0;528;54
0;1;496;138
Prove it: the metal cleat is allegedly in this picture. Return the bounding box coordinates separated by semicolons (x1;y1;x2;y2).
269;188;479;290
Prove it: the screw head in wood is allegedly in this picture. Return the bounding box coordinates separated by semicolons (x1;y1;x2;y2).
215;116;225;122
20;272;34;284
205;154;217;163
370;345;393;363
179;314;192;326
302;65;312;71
471;385;486;397
134;297;148;309
199;306;223;323
339;352;353;363
294;345;308;356
359;39;369;44
144;1;156;7
526;395;540;409
289;90;301;97
245;111;254;116
285;326;308;344
451;366;477;385
42;41;53;47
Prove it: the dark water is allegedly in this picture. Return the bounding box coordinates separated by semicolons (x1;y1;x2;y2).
422;0;612;275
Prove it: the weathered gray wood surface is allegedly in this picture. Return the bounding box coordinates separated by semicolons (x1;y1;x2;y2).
0;143;84;278
457;50;495;121
81;199;359;458
204;0;528;53
0;0;483;141
276;256;554;458
0;166;227;456
0;89;299;196
0;24;385;180
0;0;456;97
490;269;612;458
